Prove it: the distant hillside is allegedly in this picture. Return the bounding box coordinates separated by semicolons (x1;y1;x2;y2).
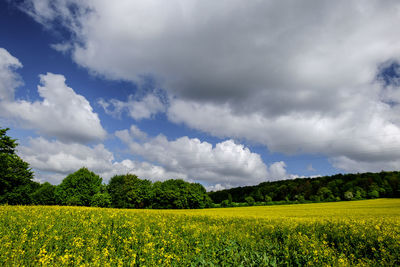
208;171;400;204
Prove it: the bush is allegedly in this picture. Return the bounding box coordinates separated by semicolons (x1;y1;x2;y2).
368;190;379;199
245;196;255;206
221;199;230;207
344;191;353;200
265;195;272;202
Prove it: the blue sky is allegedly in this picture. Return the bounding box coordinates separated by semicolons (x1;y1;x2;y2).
1;0;400;190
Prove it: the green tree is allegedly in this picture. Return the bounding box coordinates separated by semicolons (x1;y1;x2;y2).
227;193;233;205
108;174;152;208
31;182;56;205
368;189;379;199
245;196;255;206
90;192;112;207
0;127;36;204
55;167;103;206
151;179;211;209
220;199;230;207
317;187;334;201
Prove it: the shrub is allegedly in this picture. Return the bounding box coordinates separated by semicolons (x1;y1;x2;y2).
245;196;255;206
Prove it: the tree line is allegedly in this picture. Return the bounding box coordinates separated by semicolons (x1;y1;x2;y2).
1;127;400;209
0;127;211;208
208;171;400;206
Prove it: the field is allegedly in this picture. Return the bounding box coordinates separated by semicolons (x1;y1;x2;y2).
0;199;399;266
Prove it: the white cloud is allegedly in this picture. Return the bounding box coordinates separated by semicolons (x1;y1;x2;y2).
0;53;107;143
115;125;298;187
19;1;400;112
19;137;114;176
168;98;400;173
0;48;23;101
17;1;400;173
19;136;185;184
50;42;72;54
205;184;228;192
98;93;165;120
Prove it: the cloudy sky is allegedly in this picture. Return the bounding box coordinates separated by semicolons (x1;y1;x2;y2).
1;0;400;190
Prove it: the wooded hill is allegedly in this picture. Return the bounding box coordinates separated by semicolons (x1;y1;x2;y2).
208;171;400;205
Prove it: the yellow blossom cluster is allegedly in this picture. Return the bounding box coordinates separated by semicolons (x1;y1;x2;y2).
0;199;399;266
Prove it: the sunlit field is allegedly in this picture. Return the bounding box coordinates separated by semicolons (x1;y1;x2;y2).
1;199;399;266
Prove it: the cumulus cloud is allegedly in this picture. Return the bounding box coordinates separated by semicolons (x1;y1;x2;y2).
98;93;165;120
115;125;297;187
19;137;185;184
168;98;400;173
19;0;400;111
17;0;400;173
0;50;107;143
0;47;23;101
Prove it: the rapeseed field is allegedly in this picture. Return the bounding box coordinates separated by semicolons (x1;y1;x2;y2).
0;199;399;266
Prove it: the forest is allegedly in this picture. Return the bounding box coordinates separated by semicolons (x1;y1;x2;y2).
209;171;400;206
1;127;400;209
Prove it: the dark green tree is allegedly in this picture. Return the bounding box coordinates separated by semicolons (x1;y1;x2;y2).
152;179;211;209
91;192;112;207
55;167;103;206
31;182;56;205
0;127;36;204
227;193;233;205
108;174;152;208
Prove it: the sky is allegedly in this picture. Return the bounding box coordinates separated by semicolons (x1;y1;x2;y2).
1;0;400;190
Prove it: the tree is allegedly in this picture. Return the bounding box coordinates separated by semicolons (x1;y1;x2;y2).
0;127;36;204
220;199;230;207
317;187;334;201
91;192;112;207
228;193;233;205
252;189;264;202
108;174;152;208
31;182;56;205
151;179;211;209
245;196;255;206
55;167;103;206
368;190;379;199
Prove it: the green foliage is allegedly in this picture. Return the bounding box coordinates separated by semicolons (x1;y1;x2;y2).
152;179;211;209
344;191;353;200
245;196;255;206
31;182;56;205
220;199;230;207
265;195;272;203
108;175;211;209
108;174;152;208
227;193;232;204
252;189;263;201
209;171;400;205
55;167;103;206
368;189;379;199
0;127;36;204
90;192;112;207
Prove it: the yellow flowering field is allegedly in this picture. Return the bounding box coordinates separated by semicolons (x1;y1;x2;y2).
0;199;399;266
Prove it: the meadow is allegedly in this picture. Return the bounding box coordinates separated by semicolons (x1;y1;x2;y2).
0;199;399;266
